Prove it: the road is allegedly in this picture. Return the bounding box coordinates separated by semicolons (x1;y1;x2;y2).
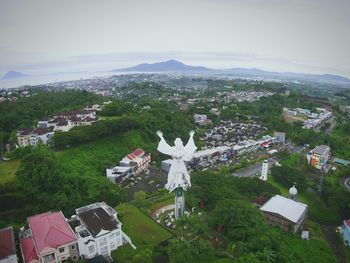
232;158;277;178
343;177;350;192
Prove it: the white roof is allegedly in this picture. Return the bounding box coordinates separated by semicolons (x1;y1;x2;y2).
260;195;307;223
192;146;230;158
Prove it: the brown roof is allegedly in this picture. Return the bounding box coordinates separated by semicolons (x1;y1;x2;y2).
0;227;16;259
18;128;34;136
78;207;119;237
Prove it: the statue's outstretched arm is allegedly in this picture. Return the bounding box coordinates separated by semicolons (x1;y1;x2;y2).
184;130;197;155
156;130;173;156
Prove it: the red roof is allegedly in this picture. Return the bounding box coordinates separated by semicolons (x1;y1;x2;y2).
0;227;16;259
28;212;76;255
127;148;145;160
20;237;38;263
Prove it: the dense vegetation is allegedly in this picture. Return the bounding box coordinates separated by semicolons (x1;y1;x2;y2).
164;171;338;263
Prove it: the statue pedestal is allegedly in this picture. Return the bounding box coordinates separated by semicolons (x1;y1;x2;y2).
174;187;185;219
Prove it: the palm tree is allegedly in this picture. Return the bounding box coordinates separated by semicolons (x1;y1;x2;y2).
258;248;276;263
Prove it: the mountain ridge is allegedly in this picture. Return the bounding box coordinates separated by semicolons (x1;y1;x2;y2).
0;71;29;80
115;60;350;85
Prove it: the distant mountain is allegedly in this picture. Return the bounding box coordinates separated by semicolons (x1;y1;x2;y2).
224;68;350;84
0;71;29;80
116;59;212;72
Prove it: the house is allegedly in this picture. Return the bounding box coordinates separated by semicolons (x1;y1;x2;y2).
260;195;308;233
19;211;79;263
68;202;134;260
17;128;54;147
307;145;331;170
16;129;33;147
341;220;350;246
29;128;55;146
0;227;17;263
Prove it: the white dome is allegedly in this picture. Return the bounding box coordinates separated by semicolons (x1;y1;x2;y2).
289;185;298;196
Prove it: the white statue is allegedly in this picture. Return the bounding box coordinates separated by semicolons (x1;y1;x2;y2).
156;130;197;192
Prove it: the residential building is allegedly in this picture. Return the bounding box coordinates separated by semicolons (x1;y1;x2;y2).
307;145;331;170
260;195;308;233
193;114;211;126
69;202;134;260
17;108;98;148
17;128;54;147
0;227;17;263
341;220;350;246
19;212;79;263
119;149;151;175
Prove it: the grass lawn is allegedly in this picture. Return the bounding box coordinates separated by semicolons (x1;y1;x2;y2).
0;160;20;185
116;203;174;246
280;153;301;168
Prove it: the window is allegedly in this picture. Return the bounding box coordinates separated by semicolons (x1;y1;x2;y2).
115;231;120;237
71;245;75;250
59;247;65;253
88;245;95;254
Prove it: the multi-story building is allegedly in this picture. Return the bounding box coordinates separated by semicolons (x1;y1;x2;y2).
17;128;54;147
0;227;17;263
19;212;79;263
68;202;134;260
119;149;151;175
307;145;331;170
260;195;308;233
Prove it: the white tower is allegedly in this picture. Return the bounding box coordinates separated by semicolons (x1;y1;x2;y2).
260;160;269;181
289;184;298;200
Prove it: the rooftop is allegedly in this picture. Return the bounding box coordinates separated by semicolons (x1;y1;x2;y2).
20;237;39;263
312;145;330;155
260;195;307;223
77;204;119;238
0;227;16;259
28;211;76;255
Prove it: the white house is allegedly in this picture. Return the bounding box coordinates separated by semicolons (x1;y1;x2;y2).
69;202;134;260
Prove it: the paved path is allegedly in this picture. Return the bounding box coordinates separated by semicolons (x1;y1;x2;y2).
232;158;277;178
344;177;350;192
321;225;347;263
151;204;175;219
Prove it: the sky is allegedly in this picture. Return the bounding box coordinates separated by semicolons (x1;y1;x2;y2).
0;0;349;78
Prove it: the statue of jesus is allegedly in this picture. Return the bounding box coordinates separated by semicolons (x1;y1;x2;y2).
156;130;197;192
